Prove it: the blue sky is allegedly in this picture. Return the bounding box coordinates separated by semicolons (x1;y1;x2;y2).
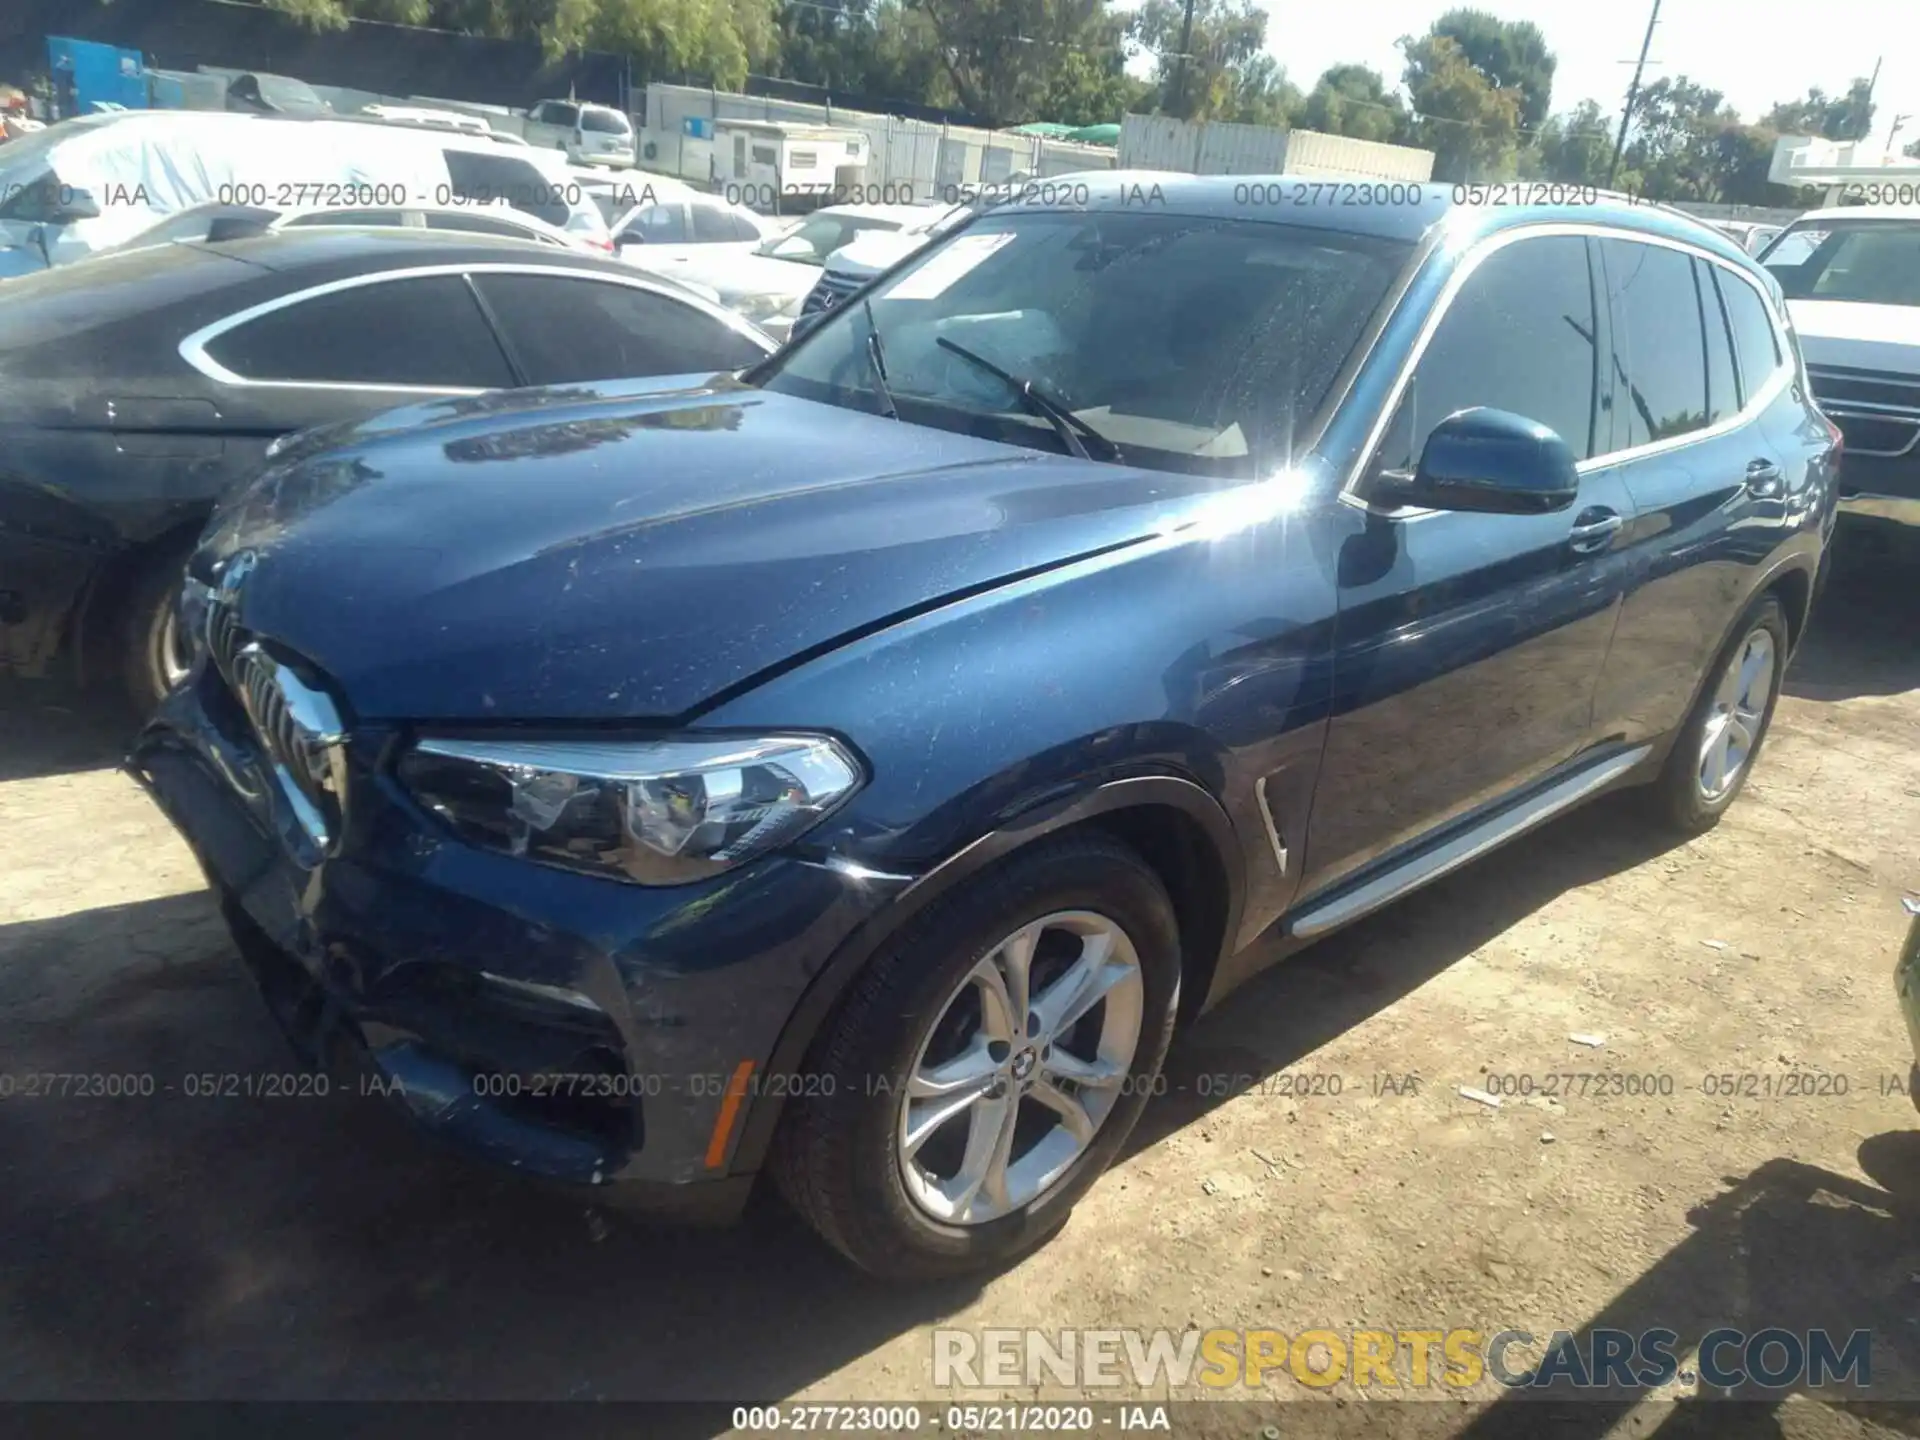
1131;0;1920;155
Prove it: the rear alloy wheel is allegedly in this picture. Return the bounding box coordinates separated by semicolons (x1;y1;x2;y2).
773;834;1181;1280
1651;594;1788;832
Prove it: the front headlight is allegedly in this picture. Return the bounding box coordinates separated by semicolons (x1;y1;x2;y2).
734;290;800;323
397;734;863;886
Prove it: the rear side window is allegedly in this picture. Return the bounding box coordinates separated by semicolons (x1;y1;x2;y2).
1718;271;1784;402
1600;239;1709;448
690;202;747;243
1697;259;1739;425
205;275;516;389
581;108;630;135
1377;234;1600;468
442;150;568;228
626;203;688;243
473;273;765;384
543;102;580;127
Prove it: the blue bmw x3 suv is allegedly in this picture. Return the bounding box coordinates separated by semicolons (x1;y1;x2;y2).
133;174;1840;1279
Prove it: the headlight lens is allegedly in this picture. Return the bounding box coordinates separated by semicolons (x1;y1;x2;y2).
735;290;799;322
397;734;863;885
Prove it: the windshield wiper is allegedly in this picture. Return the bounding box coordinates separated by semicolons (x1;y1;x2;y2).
863;298;899;421
933;337;1121;463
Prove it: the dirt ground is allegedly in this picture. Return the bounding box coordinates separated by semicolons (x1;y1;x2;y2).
1;546;1917;1439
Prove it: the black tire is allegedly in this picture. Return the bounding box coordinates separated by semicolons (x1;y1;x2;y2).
1648;594;1789;833
772;832;1182;1280
118;541;195;716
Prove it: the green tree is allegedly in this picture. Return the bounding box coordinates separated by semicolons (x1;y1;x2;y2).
1429;7;1554;129
1906;135;1920;160
1039;42;1152;126
1532;98;1612;185
905;0;1119;126
1131;0;1290;123
1623;75;1735;201
1764;77;1876;141
1400;31;1520;181
1299;63;1406;142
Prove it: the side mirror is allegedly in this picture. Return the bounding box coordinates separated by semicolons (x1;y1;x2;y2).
788;310;827;343
29;224;49;267
1381;407;1579;514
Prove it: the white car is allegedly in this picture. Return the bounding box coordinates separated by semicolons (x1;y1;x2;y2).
611;193;782;259
0;111;615;275
620;201;930;338
98;199;595;253
798;199;985;322
1760;204;1920;536
522;100;635;169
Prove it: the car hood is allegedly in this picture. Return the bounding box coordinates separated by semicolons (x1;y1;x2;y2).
626;249;819;302
200;375;1215;722
824;230;924;280
1788;299;1920;377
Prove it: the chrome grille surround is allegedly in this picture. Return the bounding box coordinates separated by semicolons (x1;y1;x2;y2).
230;641;349;853
801;269;864;317
1807;364;1920;459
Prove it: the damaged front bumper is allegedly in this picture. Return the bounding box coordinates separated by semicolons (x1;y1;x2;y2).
127;664;903;1220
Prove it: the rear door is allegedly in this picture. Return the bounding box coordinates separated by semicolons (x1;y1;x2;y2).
1590;238;1810;747
1305;231;1639;893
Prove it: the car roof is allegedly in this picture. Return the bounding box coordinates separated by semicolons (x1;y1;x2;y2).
999;170;1759;263
185;226;629;275
1781;204;1920;222
810;202;934;223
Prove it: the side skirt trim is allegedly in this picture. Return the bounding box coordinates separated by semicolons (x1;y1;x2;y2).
1285;744;1652;940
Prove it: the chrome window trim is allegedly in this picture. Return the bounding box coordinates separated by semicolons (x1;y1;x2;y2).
1339;221;1797;514
178;260;774;393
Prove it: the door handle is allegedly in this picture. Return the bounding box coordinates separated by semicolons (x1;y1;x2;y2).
1568;507;1623;554
1744;458;1785;498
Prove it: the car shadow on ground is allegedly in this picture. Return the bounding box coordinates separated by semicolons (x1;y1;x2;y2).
1447;1131;1920;1440
0;890;977;1403
1786;543;1920;703
1130;788;1691;1155
0;679;138;783
0;792;1688;1404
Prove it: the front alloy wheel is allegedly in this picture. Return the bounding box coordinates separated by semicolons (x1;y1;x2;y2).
899;911;1143;1225
774;834;1181;1280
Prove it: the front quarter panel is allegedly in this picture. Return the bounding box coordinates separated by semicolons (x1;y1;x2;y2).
702;475;1352;972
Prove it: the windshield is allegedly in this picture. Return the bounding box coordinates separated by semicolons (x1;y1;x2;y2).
754;213;901;265
754;209;1409;476
1763;218;1920;307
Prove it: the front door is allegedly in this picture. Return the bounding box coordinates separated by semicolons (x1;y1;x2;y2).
1302;231;1639;896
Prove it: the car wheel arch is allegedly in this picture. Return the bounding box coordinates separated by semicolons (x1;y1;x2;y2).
724;773;1245;1180
70;519;205;688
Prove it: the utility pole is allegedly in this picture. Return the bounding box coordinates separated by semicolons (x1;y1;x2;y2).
1168;0;1197;120
1607;0;1661;188
1858;56;1882;141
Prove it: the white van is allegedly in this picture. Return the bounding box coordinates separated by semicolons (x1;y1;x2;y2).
0;111;611;277
522;99;635;169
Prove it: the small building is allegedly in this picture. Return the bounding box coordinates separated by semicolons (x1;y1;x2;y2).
706;118;871;212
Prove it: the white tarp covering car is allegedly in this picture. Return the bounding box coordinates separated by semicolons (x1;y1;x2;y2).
0;111;614;277
0;112;444;276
